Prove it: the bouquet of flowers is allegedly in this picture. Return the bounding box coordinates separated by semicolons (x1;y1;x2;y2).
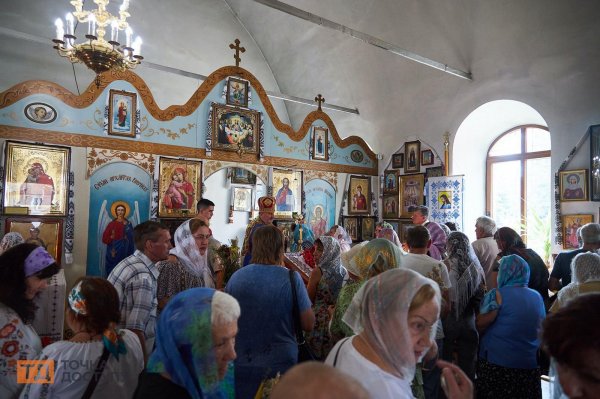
216;238;241;284
302;246;316;269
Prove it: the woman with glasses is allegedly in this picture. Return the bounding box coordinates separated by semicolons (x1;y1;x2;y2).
156;219;223;312
326;268;473;399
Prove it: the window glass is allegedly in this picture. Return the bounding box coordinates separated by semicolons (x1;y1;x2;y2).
526;127;551;152
491;160;521;230
489;130;521;156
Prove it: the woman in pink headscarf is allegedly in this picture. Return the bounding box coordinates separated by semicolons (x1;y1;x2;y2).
326;225;352;253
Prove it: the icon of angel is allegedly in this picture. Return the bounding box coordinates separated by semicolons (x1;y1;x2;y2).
98;200;140;277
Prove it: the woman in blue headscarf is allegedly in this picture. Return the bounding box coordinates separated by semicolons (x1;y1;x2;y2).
134;288;240;399
476;254;546;399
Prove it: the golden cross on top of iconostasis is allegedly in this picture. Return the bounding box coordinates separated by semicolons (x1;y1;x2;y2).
315;94;325;111
229;39;246;67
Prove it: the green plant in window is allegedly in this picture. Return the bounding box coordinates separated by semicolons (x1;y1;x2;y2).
522;209;551;267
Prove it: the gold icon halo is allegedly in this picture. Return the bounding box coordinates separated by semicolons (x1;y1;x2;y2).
110;200;131;219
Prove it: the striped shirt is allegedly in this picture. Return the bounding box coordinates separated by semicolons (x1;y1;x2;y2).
108;249;158;353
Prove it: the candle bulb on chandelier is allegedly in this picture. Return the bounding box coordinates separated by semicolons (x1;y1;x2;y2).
65;13;74;35
54;18;64;41
110;20;119;42
132;37;142;56
125;27;132;47
87;14;96;36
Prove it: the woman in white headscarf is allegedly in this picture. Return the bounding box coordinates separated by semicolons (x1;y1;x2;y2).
327;225;353;253
0;232;24;254
326;268;472;399
442;231;486;380
550;252;600;311
380;227;402;248
156;219;223;312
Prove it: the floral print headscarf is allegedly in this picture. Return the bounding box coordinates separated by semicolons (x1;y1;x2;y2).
316;236;347;299
148;288;234;399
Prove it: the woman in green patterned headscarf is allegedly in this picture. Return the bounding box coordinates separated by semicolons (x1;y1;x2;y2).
330;238;403;341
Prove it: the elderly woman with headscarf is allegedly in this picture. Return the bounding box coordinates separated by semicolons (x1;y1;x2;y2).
375;221;393;238
326;268;474;399
134;288;240;399
0;232;24;254
442;232;485;380
476;254;546;399
156;219;223;311
550;252;600;312
326;225;352;253
306;236;348;359
330;239;402;344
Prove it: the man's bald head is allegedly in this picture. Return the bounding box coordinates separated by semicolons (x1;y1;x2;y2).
270;362;369;399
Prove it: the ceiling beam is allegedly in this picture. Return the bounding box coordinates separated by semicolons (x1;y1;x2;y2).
252;0;473;81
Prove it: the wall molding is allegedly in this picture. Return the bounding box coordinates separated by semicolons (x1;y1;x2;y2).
0;66;377;170
0;125;377;175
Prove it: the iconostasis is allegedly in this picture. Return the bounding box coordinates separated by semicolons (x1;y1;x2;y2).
0;62;378;277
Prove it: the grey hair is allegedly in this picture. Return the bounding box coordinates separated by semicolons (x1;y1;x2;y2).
211;291;241;325
580;223;600;245
413;205;429;217
475;216;497;236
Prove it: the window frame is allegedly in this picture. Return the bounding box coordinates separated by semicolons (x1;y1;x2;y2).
486;125;551;238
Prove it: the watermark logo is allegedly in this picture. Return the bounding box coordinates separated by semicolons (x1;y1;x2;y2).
17;360;55;384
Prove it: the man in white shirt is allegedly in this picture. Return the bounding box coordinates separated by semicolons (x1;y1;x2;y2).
401;225;451;399
471;216;499;289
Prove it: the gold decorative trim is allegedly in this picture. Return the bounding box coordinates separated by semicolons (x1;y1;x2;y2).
204;160;269;184
86;148;156;179
0;126;378;175
305;170;338;191
0;66;377;167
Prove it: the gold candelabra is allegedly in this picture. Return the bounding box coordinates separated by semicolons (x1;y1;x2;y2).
53;0;143;86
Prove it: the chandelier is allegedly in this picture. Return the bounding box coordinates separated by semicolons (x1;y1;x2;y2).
52;0;143;86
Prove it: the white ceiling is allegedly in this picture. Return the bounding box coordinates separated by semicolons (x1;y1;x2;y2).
1;0;599;162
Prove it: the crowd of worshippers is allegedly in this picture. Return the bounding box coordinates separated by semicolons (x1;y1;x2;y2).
1;198;600;399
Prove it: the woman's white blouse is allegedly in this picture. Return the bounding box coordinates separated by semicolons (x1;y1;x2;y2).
20;329;144;399
326;336;415;399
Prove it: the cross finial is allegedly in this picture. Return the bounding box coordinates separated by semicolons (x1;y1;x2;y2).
229;39;246;67
315;94;325;111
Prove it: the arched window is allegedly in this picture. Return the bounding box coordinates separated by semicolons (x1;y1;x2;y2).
486;125;551;256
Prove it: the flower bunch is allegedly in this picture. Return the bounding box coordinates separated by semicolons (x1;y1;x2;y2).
216;239;241;284
302;246;316;269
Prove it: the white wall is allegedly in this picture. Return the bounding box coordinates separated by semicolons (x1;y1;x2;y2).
452;100;547;241
203;168;254;246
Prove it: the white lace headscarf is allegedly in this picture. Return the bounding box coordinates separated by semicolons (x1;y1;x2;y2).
342;268;441;381
170;219;214;288
445;232;485;319
557;252;600;307
0;232;24;254
317;236;348;299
